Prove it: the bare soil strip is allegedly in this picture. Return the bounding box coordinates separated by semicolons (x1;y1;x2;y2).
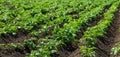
0;30;30;44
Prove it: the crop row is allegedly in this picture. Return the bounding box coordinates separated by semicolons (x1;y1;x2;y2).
28;0;116;57
79;1;120;57
0;0;92;36
30;0;106;37
0;0;119;57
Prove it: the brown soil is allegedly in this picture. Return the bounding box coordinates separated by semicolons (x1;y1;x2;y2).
0;48;28;57
96;7;120;57
0;30;31;44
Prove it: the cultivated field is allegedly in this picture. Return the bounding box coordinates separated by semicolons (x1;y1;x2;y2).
0;0;120;57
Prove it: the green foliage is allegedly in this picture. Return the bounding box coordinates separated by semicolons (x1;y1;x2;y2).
80;46;96;57
111;42;120;56
0;0;119;57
